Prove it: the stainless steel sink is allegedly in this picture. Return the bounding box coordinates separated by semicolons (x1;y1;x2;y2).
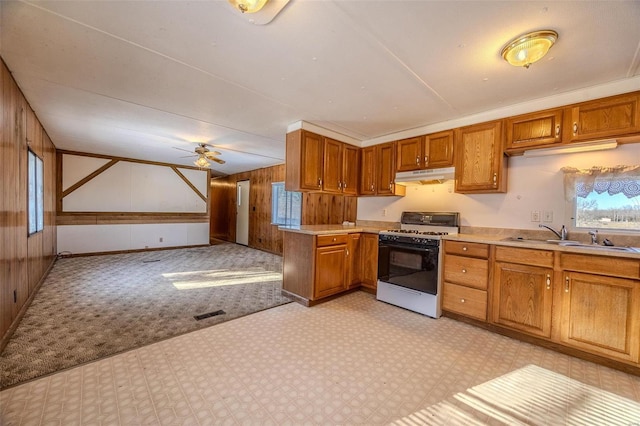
557;242;640;253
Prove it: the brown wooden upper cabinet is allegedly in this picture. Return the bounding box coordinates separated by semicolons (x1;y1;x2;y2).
287;130;359;195
566;92;640;143
455;120;507;193
286;129;324;191
505;108;563;152
359;143;405;196
377;142;405;196
396;131;454;172
322;137;360;195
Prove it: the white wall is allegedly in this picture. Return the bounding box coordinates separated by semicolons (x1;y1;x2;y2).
357;143;640;231
57;223;210;254
59;154;210;254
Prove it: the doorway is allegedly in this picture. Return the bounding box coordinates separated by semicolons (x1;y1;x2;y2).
236;180;250;246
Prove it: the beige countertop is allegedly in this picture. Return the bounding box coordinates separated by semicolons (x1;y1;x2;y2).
279;224;384;235
444;233;640;259
279;225;640;259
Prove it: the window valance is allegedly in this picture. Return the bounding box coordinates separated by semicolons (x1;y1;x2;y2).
561;165;640;201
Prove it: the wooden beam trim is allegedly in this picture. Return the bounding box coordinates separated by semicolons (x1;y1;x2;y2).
61;159;119;199
171;166;207;203
58;149;226;174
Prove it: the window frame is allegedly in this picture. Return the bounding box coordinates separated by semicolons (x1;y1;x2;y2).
28;149;44;236
271;182;301;227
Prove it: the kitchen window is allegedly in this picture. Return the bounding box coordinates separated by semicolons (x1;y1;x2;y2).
28;149;44;235
564;166;640;231
271;182;301;227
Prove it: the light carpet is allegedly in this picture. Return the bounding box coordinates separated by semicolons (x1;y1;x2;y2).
0;243;290;390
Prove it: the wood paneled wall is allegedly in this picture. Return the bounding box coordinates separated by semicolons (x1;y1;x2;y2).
1;58;57;350
210;164;357;255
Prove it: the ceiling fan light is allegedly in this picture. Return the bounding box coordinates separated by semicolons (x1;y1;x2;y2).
194;156;210;168
228;0;268;13
501;30;558;68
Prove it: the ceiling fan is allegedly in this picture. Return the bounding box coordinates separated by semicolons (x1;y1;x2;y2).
174;143;226;168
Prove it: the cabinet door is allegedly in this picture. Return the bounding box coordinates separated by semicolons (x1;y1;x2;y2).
425;130;454;168
492;262;553;338
396;136;423;172
505;109;563;151
314;244;348;299
299;131;324;190
360;233;379;289
558;271;639;363
454;120;507;193
569;93;640;142
359;146;376;195
347;233;362;288
322;137;343;194
376;142;397;195
342;144;359;195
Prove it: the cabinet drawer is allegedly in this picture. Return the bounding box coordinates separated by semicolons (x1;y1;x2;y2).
560;253;640;280
443;282;487;321
445;241;489;258
316;234;349;247
495;246;554;268
444;255;488;290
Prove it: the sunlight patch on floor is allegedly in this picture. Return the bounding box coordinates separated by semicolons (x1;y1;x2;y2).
391;365;640;425
168;268;283;290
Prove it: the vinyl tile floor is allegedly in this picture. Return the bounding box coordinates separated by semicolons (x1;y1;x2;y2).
1;291;640;425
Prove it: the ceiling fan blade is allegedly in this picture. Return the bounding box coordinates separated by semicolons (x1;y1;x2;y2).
180;154;197;158
204;151;222;158
172;146;194;154
211;158;226;164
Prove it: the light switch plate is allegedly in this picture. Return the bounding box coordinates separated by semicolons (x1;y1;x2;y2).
543;211;553;222
531;211;540;222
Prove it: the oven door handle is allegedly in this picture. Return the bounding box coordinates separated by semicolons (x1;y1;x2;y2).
379;242;438;252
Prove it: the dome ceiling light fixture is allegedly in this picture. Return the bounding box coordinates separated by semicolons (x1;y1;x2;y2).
501;30;558;69
228;0;268;14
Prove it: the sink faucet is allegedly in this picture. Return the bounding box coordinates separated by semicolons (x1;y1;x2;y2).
539;224;568;240
589;230;598;245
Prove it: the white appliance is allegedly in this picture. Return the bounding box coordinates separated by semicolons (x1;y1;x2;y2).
377;212;459;318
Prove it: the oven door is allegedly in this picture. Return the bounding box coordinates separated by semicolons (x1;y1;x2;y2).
378;242;439;295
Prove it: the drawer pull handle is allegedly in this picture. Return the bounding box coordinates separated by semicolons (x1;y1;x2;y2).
460;298;465;303
546;274;551;290
318;178;322;188
555;124;561;138
346;249;349;256
462;246;468;251
565;276;570;293
332;237;336;242
424;155;429;164
416;156;420;165
573;122;578;135
462;269;467;273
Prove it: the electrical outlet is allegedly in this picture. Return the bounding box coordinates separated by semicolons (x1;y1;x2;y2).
382;209;387;217
159;237;163;242
531;210;540;222
543;211;553;222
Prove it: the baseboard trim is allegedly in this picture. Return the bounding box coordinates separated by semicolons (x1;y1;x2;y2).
0;257;56;354
58;244;211;258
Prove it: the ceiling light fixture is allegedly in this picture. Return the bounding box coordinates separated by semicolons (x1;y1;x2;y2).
501;30;558;69
194;156;211;168
228;0;268;13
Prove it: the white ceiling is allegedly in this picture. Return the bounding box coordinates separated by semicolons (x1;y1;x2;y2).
1;0;640;175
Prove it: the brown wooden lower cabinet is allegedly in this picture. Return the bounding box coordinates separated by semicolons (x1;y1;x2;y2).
492;261;553;338
557;271;640;363
442;282;487;321
443;242;640;370
360;233;378;290
282;231;380;305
